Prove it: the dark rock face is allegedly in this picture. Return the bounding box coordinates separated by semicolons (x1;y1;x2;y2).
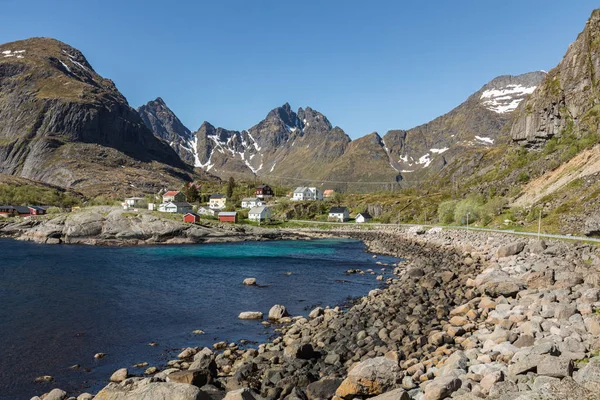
137;98;196;165
0;37;189;193
511;10;600;147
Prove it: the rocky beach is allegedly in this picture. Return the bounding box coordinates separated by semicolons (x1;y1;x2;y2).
0;207;306;246
24;224;600;400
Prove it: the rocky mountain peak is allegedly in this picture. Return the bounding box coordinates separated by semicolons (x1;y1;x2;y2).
477;71;546;114
297;106;333;132
265;102;302;130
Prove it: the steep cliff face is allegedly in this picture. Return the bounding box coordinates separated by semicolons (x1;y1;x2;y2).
137;98;195;165
511;10;600;147
0;38;190;194
383;72;546;177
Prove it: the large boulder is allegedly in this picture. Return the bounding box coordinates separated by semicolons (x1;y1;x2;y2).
223;388;256;400
45;389;67;400
94;379;206;400
473;269;525;297
423;376;461;400
368;389;409;400
238;312;263;320
335;357;400;399
496;242;525;258
109;368;129;383
167;370;210;387
268;305;289;321
575;357;600;391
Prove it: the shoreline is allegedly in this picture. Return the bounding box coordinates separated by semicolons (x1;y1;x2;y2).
28;221;600;400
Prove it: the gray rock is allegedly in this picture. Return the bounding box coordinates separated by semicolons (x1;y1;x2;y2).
167;370;210;387
305;377;343;400
537;355;573;378
44;389;67;400
242;278;256;286
335;357;400;398
223;388;256;400
268;305;289;321
423;376;461;400
238;312;263;320
109;368;129;383
575;357;600;391
94;380;206;400
496;242;525;258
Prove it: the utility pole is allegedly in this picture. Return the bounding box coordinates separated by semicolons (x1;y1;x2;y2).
538;208;542;239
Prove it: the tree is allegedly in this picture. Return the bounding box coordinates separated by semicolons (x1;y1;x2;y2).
226;177;235;198
187;185;199;203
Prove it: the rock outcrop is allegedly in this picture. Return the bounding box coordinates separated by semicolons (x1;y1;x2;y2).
511;9;600;147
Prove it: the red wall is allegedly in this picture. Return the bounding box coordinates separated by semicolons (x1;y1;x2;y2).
219;215;237;223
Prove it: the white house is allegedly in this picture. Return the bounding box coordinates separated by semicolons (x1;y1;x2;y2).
248;206;271;222
241;197;266;209
292;187;323;201
355;212;372;224
328;207;350;222
123;197;144;210
197;206;217;217
158;201;193;214
209;194;227;209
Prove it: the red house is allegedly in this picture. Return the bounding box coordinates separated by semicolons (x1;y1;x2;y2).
0;205;31;217
218;211;238;223
183;213;200;223
255;184;274;198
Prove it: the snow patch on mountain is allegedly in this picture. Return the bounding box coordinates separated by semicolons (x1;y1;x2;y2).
475;136;494;145
430;148;448;154
480;84;537;113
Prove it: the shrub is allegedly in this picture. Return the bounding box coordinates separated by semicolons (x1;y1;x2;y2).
454;198;481;225
437;200;457;224
46;206;62;214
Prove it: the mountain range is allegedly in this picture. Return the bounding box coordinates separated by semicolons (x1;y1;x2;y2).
1;9;599;201
137;72;545;190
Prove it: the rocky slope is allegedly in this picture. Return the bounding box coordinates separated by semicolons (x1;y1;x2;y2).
0;38;195;196
511;9;600;148
137;98;196;165
383;72;545;181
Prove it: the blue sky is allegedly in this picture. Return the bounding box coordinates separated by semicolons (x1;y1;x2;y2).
1;1;598;138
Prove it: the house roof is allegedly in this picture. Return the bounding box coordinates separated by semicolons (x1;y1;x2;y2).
249;206;268;214
242;197;260;202
294;187;309;193
0;205;31;214
28;206;46;212
184;213;200;217
329;207;349;214
256;184;270;189
163;191;181;197
219;212;237;216
167;201;192;207
125;197;144;200
356;212;372;219
210;194;226;199
323;189;335;195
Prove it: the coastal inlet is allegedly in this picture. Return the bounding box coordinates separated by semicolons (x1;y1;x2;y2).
0;238;399;400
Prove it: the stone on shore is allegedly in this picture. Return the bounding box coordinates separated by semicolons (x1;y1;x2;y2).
368;388;410;400
44;388;67;400
166;369;210;387
306;377;344;400
223;388;257;400
94;380;205;400
309;307;324;319
496;242;525;258
242;278;257;286
423;376;461;400
335;357;399;398
268;305;289;321
238;312;263;320
109;368;129;383
77;393;94;400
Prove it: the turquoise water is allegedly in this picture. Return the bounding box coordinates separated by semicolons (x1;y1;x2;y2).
0;238;398;399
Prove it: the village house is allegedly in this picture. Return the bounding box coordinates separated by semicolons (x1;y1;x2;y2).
183;213;201;223
218;211;237;223
123;197;144;210
241;197;266;209
255;184;274;199
158;201;193;214
355;212;372;224
248;206;271;222
162;190;186;203
328;206;350;222
197;206;217;217
0;205;32;217
28;206;48;216
292;187;323;201
209;194;227;209
323;189;335;199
